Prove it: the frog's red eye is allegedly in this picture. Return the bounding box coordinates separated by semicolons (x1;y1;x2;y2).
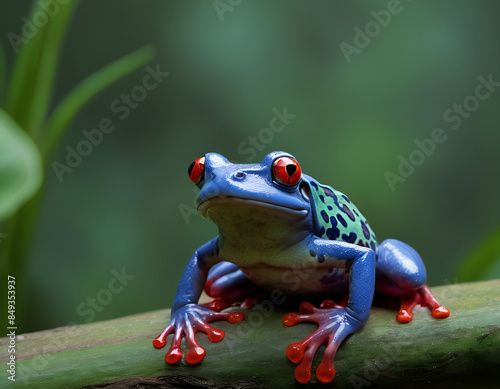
188;157;205;184
272;157;301;186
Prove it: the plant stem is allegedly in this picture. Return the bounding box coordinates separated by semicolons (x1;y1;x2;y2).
1;280;499;388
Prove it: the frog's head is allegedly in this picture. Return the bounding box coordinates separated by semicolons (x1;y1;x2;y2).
188;151;313;225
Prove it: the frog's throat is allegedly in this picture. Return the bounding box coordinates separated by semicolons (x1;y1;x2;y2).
198;197;309;221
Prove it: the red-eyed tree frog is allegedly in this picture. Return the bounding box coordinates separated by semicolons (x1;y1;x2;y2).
153;151;450;384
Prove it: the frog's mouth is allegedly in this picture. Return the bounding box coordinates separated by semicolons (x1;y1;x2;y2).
198;197;309;221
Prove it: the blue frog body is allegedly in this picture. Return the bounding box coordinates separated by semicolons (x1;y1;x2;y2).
153;151;449;384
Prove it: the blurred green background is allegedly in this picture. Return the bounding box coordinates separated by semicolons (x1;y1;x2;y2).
1;0;499;334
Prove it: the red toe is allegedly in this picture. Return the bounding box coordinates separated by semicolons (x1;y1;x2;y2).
432;306;450;319
228;312;245;323
208;328;225;342
396;309;413;323
316;360;336;383
295;362;312;384
165;347;182;364
152;336;166;349
185;346;206;364
286;342;304;363
282;313;299;326
299;302;316;314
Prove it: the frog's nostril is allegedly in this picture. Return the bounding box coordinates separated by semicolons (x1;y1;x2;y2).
234;172;245;180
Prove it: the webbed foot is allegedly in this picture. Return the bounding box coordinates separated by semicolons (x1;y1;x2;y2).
396;284;450;323
153;304;244;364
282;302;365;383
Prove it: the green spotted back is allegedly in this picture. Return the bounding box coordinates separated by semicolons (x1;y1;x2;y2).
307;179;377;250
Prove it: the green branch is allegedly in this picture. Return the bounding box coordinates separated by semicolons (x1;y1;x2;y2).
1;280;499;388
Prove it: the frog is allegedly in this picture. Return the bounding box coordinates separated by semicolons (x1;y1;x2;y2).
153;151;450;384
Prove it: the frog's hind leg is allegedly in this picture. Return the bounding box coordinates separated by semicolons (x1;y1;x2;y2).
375;239;450;323
203;261;266;311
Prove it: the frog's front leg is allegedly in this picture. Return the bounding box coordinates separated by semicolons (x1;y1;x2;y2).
283;239;375;384
153;238;244;364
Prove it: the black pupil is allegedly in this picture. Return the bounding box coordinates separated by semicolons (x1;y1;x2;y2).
285;163;296;177
188;161;196;177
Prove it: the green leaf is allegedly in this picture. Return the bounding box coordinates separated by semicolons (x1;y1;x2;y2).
455;225;500;282
42;44;156;156
5;0;77;139
0;109;43;221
